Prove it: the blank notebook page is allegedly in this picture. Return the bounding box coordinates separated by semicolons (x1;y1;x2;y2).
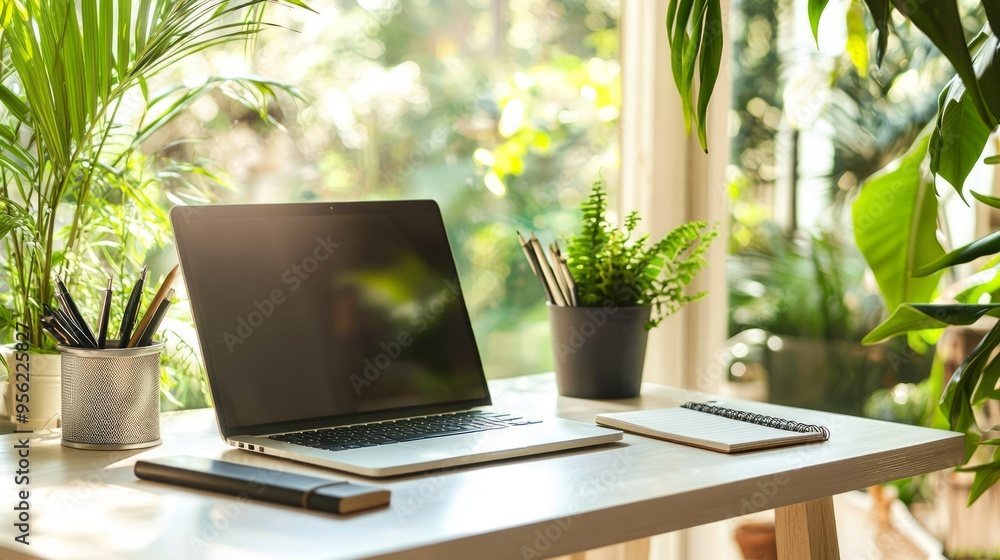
595;407;827;453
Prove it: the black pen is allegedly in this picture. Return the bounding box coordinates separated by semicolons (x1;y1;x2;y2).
55;275;98;347
42;305;80;347
52;290;78;327
40;316;73;346
51;308;91;348
119;266;147;344
96;277;113;349
135;289;174;347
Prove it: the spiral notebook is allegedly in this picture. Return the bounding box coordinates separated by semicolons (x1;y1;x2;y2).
595;402;831;453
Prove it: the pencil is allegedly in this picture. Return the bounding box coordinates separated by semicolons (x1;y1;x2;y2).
549;244;572;307
135;289;175;347
559;255;579;306
552;242;578;306
529;234;567;306
127;264;179;348
517;232;554;304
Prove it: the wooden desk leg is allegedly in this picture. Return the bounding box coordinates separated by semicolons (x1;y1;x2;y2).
623;537;651;559
774;496;840;560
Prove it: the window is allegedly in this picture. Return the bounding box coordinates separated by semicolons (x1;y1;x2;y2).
724;0;989;417
157;0;621;408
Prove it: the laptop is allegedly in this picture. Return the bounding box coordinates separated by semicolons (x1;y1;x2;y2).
170;200;622;477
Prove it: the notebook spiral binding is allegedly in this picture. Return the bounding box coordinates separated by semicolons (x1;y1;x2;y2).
681;402;831;440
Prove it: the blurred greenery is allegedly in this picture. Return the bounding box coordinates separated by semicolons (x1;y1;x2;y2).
147;0;621;407
726;0;947;413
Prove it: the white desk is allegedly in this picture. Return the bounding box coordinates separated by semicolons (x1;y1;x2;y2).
0;373;963;559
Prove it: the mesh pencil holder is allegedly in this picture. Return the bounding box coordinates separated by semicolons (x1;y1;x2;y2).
59;341;163;450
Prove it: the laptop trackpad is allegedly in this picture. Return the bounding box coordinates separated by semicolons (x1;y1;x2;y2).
399;428;532;458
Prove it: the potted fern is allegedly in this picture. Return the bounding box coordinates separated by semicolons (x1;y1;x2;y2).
551;180;717;398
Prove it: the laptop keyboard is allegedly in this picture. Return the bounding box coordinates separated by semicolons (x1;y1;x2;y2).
267;411;541;452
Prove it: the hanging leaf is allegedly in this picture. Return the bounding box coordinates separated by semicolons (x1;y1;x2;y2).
669;0;693;134
972;33;1000;130
696;0;722;152
808;0;830;46
666;0;721;152
890;0;992;124
861;0;891;65
929;76;993;201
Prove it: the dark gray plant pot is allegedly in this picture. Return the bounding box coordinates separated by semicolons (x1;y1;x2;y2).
548;304;651;399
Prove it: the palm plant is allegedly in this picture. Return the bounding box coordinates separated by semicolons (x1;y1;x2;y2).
0;0;305;351
672;1;1000;502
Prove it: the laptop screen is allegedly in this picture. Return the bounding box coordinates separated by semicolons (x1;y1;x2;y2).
172;201;490;433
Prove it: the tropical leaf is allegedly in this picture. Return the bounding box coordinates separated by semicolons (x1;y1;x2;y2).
0;0;306;351
984;4;1000;50
941;321;1000;446
861;0;891;65
972;33;1000;137
666;0;719;152
966;458;1000;505
137;76;302;145
975;350;1000;404
914;230;1000;277
808;0;830;46
863;303;1000;344
972;190;1000;208
696;0;722;151
929;75;993;200
0;84;30;121
890;0;992;124
853;133;944;311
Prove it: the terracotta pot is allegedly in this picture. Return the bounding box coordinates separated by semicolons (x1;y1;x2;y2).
733;522;777;560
